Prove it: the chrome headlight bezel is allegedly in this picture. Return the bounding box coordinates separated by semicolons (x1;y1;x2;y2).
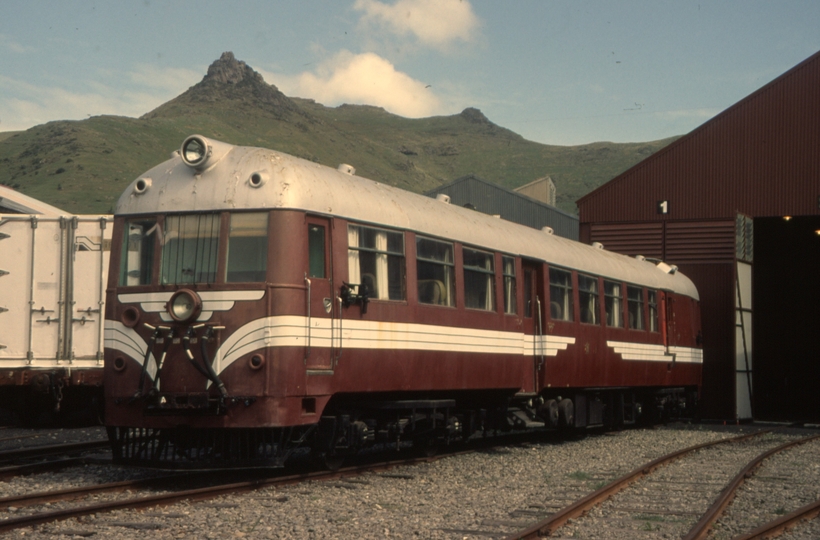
168;289;202;323
180;135;209;168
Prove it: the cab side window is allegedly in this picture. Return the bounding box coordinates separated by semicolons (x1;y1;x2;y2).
226;212;268;283
308;224;326;278
119;218;157;286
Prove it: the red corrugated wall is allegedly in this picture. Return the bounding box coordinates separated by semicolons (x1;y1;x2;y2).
579;50;820;223
578;51;820;420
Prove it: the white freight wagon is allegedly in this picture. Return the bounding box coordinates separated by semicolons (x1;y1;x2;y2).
0;186;112;421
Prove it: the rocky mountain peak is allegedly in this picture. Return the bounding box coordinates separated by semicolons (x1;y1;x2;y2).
459;107;491;124
203;52;265;86
140;52;299;119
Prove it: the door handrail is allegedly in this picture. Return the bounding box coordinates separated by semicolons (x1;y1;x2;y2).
304;274;311;364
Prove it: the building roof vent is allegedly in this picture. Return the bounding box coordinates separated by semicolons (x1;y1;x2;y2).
436;194;451;204
541;226;554;235
337;164;356;175
592;242;604;250
655;261;678;274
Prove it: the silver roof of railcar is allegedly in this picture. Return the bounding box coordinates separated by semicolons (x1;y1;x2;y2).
117;135;699;300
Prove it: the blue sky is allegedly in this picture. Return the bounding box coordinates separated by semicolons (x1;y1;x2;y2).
1;0;818;145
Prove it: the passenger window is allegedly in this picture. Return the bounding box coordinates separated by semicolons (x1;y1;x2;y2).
627;285;645;330
502;256;517;315
463;248;495;311
578;274;599;324
648;290;659;332
605;280;624;327
549;268;574;322
308;224;326;278
226;213;268;282
348;225;405;300
161;213;220;285
119;218;157;286
416;237;455;307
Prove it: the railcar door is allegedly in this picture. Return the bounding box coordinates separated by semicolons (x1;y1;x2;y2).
661;290;677;356
522;260;545;393
305;216;335;372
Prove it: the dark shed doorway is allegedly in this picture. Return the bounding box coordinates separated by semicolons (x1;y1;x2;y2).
753;215;820;421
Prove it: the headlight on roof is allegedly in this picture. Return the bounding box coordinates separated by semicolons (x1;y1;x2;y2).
181;135;209;168
180;134;234;171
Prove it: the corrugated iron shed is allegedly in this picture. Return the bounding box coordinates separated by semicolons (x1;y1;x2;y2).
577;50;820;422
578;50;820;222
426;175;579;240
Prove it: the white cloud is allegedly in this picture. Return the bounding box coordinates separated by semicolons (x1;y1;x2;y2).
0;65;201;132
0;33;34;54
263;51;444;118
354;0;480;49
127;64;202;92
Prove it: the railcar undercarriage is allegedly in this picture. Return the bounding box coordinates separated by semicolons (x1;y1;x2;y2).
107;387;697;469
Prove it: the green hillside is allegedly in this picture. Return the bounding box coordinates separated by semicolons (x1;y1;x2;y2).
0;52;676;215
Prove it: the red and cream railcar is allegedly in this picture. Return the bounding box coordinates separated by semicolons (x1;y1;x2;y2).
104;135;702;468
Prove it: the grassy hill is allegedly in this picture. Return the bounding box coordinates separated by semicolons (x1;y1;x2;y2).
0;52;676;215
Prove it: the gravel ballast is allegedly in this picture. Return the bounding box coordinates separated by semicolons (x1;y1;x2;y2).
2;424;817;539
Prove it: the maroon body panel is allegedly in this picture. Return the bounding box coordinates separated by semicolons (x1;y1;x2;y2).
105;210;701;430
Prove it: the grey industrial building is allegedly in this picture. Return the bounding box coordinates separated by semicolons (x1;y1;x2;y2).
425;175;579;241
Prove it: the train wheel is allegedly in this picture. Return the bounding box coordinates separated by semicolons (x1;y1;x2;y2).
320;453;345;471
538;399;560;428
558;398;574;429
414;437;439;457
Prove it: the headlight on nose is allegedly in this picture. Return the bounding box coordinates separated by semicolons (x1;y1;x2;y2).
168;289;202;323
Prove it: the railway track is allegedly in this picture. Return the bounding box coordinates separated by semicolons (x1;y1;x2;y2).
507;431;820;540
0;438;110;481
2;426;818;538
0;444;473;535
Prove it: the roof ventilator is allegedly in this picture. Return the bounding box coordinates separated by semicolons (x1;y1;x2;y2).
337;164;356;175
436;194;451;204
541;226;554;235
248;170;269;188
656;262;678;274
133;178;152;195
592;242;604;250
639;257;678;274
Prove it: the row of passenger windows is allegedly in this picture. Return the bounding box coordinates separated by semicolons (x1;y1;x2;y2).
325;222;659;331
120;213;658;333
552;267;659;331
324;223;514;313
